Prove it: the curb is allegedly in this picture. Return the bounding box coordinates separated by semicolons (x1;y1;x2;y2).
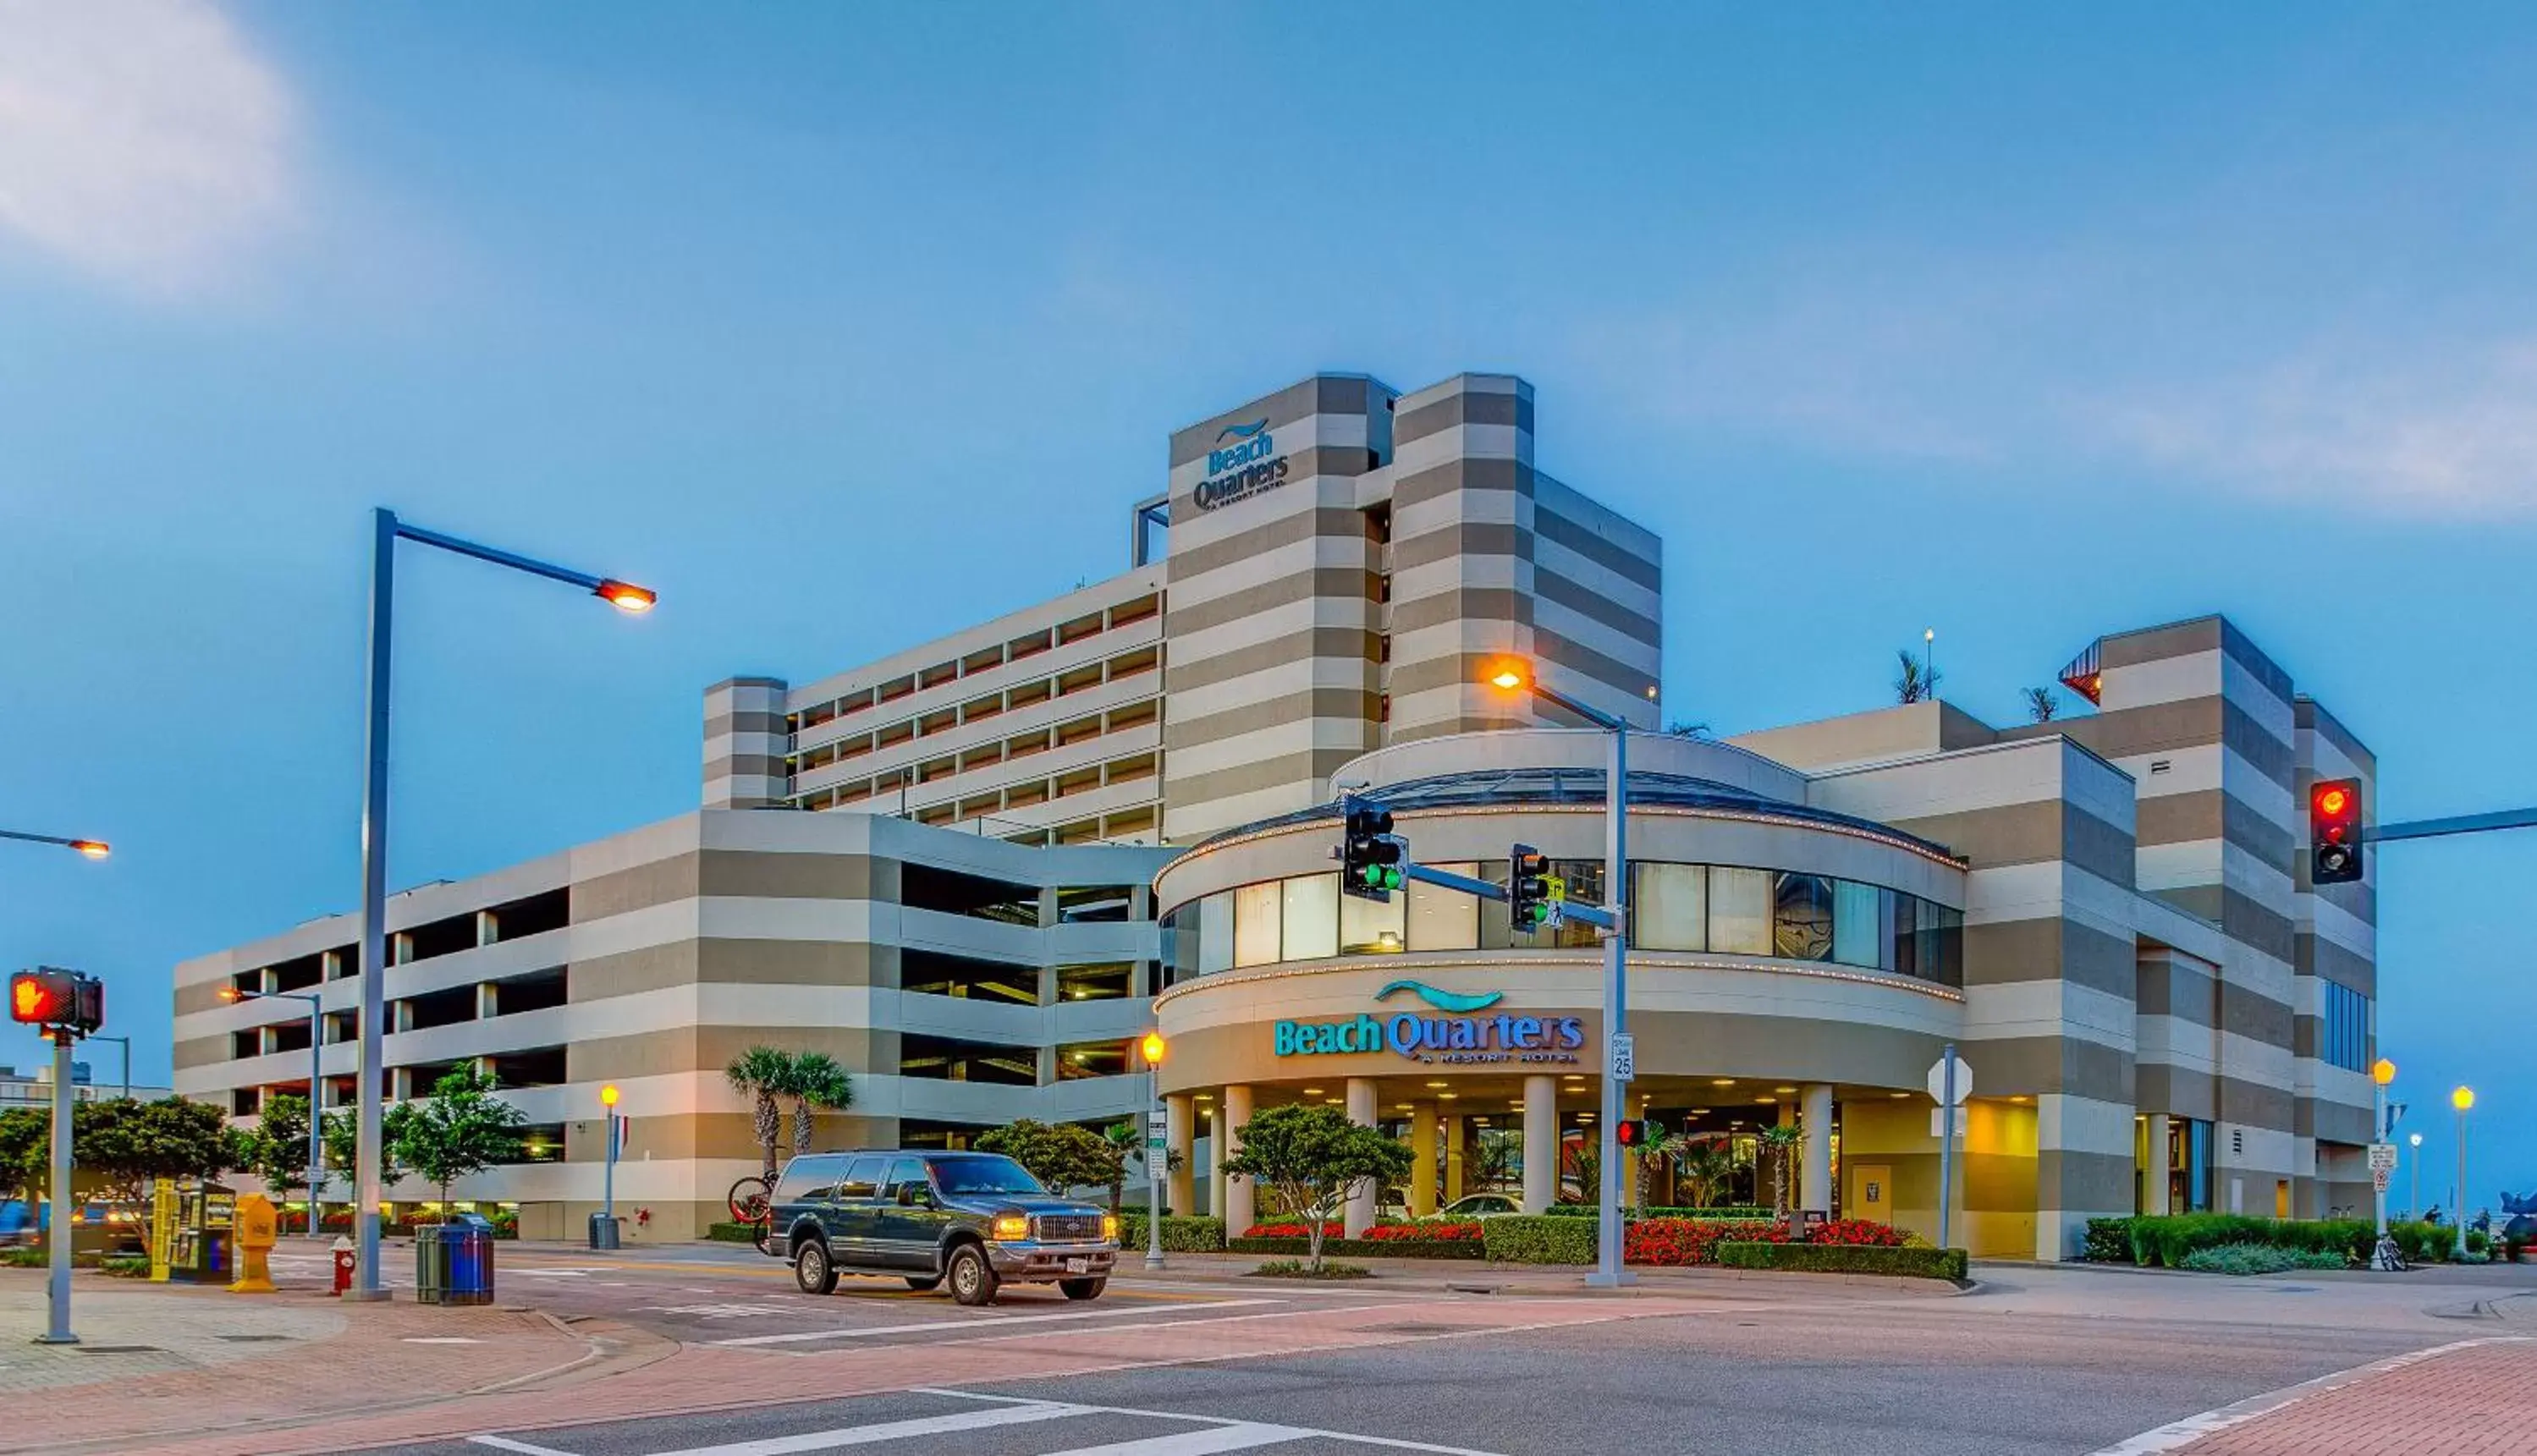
2083;1335;2534;1455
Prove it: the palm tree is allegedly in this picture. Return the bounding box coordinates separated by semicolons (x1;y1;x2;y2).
1755;1124;1803;1225
2024;685;2060;723
1632;1129;1685;1210
1894;649;1942;705
725;1046;792;1182
787;1052;853;1157
1674;1136;1742;1209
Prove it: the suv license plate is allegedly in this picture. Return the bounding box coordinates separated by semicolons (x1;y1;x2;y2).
1065;1257;1090;1275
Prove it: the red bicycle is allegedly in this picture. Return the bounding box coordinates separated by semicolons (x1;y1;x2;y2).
727;1176;775;1254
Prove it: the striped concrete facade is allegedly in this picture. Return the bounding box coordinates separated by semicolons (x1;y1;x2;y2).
708;370;1662;849
173;812;1174;1240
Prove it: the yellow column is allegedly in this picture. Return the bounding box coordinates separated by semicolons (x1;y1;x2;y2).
1343;1079;1379;1238
1410;1103;1439;1217
1443;1114;1466;1202
1166;1094;1194;1217
1522;1074;1558;1212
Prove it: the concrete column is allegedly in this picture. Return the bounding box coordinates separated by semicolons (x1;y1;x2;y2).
476;981;499;1019
476;910;498;948
2144;1113;2173;1215
1221;1085;1254;1235
1344;1079;1379;1238
1521;1074;1558;1212
1409;1103;1439;1217
1443;1114;1466;1202
1166;1095;1194;1217
1801;1084;1835;1218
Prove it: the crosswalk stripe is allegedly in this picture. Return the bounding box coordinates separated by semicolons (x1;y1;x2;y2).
466;1437;580;1456
521;1399;1093;1456
922;1389;1520;1456
711;1298;1269;1346
1031;1426;1311;1456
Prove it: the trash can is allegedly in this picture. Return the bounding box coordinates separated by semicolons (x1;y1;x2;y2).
414;1228;449;1304
587;1211;621;1250
443;1225;494;1305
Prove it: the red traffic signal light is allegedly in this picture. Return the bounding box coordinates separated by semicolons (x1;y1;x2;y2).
1614;1118;1650;1149
2311;777;2364;886
8;967;102;1035
10;968;74;1026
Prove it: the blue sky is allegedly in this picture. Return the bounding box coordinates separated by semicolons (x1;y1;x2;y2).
3;2;2531;1206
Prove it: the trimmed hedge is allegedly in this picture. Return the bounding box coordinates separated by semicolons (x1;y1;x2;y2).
2179;1242;2346;1275
2121;1215;2369;1269
706;1221;766;1244
2082;1217;2134;1263
1718;1241;1967;1281
1544;1205;1771;1221
1229;1236;1487;1260
1120;1214;1228;1253
1483;1215;1600;1265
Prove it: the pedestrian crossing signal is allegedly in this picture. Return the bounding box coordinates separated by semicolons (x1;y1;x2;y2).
9;967;101;1035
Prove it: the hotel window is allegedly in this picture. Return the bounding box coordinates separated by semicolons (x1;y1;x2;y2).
1406;864;1479;950
1634;864;1706;951
1773;874;1835;961
2322;981;2368;1072
1280;873;1340;961
1548;860;1605;949
1233;882;1283;967
1709;867;1772;954
1340;879;1406;954
1196;892;1234;975
1831;880;1880;967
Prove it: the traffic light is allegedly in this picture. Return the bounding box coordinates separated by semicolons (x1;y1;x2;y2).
1340;796;1406;902
1613;1118;1650;1150
9;967;100;1035
1508;845;1555;931
2311;777;2364;885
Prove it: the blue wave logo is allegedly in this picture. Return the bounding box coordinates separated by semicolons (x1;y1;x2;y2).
1376;980;1503;1014
1215;418;1268;443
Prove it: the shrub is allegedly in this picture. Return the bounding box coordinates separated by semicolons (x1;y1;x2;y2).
2467;1228;2491;1256
2082;1217;2134;1263
2391;1221;2454;1264
1626;1218;1791;1266
1119;1214;1226;1253
705;1221;763;1244
1249;1260;1371;1279
1718;1241;1968;1280
1544;1205;1770;1220
1483;1214;1600;1265
2123;1215;2372;1268
1362;1222;1482;1242
2178;1242;2347;1275
1228;1235;1486;1260
1242;1222;1342;1239
1808;1219;1906;1247
100;1255;151;1278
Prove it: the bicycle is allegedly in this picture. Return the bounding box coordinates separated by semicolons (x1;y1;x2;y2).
728;1175;776;1254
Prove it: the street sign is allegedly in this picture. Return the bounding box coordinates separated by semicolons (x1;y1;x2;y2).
1929;1107;1968;1138
2368;1141;2398;1173
2372;1167;2393;1193
1609;1033;1636;1083
1926;1055;1973;1106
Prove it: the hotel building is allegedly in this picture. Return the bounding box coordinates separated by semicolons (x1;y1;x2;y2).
173;371;2376;1259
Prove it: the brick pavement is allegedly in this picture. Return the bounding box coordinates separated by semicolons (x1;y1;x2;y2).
2103;1337;2537;1456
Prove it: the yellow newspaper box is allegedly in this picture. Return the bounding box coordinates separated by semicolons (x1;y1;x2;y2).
229;1193;278;1294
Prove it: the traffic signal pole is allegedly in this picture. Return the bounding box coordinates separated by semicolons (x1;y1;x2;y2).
38;1027;76;1345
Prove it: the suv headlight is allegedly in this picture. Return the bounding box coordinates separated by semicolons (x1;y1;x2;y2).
1102;1214;1120;1241
991;1214;1032;1241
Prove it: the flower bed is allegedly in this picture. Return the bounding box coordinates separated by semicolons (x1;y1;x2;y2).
1625;1218;1791;1266
1241;1222;1342;1239
1362;1222;1483;1242
1808;1218;1907;1247
1717;1241;1967;1280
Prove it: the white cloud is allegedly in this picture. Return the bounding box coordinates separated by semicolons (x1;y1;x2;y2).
0;0;294;296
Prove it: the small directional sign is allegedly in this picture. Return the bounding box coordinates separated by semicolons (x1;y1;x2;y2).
2368;1141;2398;1173
1609;1033;1636;1083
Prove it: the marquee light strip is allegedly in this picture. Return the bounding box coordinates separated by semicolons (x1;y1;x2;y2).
1149;948;1966;1013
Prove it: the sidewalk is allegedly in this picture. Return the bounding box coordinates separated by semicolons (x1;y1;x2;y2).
0;1269;629;1456
2110;1337;2537;1455
1108;1250;1967;1296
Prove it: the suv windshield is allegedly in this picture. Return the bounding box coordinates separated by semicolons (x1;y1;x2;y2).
928;1155;1047;1196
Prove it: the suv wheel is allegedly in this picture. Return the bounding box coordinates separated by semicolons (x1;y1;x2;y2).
1059;1277;1106;1301
946;1242;998;1306
794;1239;838;1295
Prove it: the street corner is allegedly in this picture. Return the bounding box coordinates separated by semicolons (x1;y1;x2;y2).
2094;1336;2537;1455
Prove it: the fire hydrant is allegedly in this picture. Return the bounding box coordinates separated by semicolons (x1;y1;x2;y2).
331;1236;356;1296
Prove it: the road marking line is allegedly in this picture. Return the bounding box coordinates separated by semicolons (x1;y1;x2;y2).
468;1437;581;1456
1033;1426;1311;1456
712;1298;1271;1347
923;1388;1517;1456
2086;1336;2534;1455
542;1399;1091;1456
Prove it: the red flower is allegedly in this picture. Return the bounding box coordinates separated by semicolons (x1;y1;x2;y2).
1807;1219;1905;1247
1363;1222;1483;1242
1242;1222;1342;1239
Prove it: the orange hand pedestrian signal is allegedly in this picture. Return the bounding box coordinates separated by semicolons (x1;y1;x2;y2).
9;969;73;1026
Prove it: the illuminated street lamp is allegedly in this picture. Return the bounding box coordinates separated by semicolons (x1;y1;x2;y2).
2452;1085;2474;1260
221;985;327;1239
2409;1131;2424;1219
1139;1032;1167;1270
2370;1058;2397;1249
599;1084;622;1232
0;829;109;859
348;509;655;1299
1484;655;1635;1288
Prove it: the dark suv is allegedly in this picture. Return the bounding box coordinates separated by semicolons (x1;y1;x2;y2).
768;1150;1118;1305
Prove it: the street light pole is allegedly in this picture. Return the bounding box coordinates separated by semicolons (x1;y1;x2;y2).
2409;1132;2423;1219
91;1035;130;1102
2370;1058;2396;1250
1486;660;1633;1288
2451;1086;2474;1261
226;987;325;1239
37;1026;77;1344
350;508;654;1300
1141;1032;1167;1271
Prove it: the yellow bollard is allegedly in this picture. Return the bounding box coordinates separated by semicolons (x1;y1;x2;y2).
229;1193;278;1294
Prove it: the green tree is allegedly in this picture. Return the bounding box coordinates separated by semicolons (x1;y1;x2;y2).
1220;1104;1412;1273
975;1118;1122;1196
390;1068;526;1214
74;1097;241;1204
784;1052;854;1157
1103;1118;1186;1216
0;1107;48;1205
320;1103;415;1204
1630;1128;1686;1212
244;1093;316;1233
725;1046;793;1181
1755;1124;1803;1225
1673;1136;1744;1210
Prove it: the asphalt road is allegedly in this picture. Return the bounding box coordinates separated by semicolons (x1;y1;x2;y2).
363;1266;2443;1456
